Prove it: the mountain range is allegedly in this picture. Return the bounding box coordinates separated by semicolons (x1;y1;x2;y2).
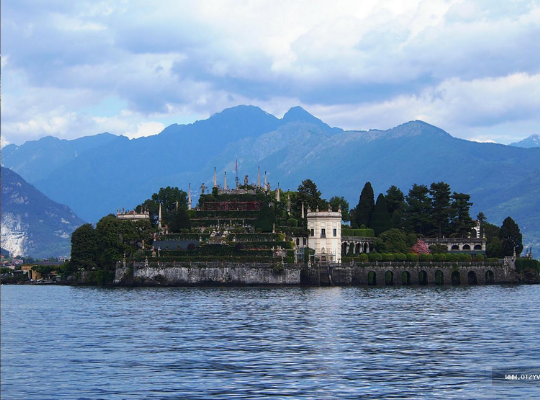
2;105;539;253
510;134;540;148
1;167;85;258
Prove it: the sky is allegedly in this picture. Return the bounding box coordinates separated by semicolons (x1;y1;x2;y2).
2;0;540;147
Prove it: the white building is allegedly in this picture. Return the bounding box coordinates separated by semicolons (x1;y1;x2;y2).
116;209;150;221
307;206;342;264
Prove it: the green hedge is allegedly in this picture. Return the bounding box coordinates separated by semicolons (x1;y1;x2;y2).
342;228;375;237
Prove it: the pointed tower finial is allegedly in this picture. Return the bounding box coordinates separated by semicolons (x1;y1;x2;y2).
287;191;291;213
301;202;305;219
188;183;192;210
275;183;280;202
257;167;261;188
158;203;162;230
213;167;217;188
264;171;267;191
224;171;227;190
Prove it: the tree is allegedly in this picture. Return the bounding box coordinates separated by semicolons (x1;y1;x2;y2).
69;223;98;272
404;184;432;235
374;229;409;253
354;182;375;228
370;193;393;235
295;179;327;215
410;239;430;255
329;196;350;221
450;192;475;237
169;209;191;232
136;186;188;227
386;185;406;229
254;203;275;232
499;217;523;256
430;182;452;237
477;212;487;237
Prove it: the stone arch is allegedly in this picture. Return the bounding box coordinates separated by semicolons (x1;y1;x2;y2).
342;242;347;254
363;243;369;253
368;271;377;286
356;243;362;253
462;244;471;250
467;271;477;285
474;244;482;250
485;270;495;284
401;271;411;285
451;244;459;250
419;270;428;285
435;270;444;285
451;271;461;285
385;271;394;286
471;229;477;238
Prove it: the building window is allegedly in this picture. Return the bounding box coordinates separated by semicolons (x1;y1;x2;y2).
310;229;314;237
303;238;307;245
333;229;337;237
321;228;326;238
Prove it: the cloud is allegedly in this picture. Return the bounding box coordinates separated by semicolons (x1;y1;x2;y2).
2;0;540;145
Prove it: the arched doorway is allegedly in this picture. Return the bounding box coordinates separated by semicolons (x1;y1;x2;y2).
385;271;394;286
467;271;477;285
419;270;428;285
451;271;461;285
401;271;411;285
435;270;444;285
485;270;495;284
368;271;377;286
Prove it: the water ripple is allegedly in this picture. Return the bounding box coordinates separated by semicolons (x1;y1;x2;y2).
2;285;540;399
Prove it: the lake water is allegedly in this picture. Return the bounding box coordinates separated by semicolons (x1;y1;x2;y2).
2;285;540;399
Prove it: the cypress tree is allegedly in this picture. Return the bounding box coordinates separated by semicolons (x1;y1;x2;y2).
371;193;393;235
355;182;375;228
499;217;523;256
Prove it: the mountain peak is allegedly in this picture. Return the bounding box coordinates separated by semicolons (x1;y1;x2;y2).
282;106;342;133
387;120;452;139
510;133;540;148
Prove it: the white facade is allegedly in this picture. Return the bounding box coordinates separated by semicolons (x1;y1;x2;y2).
307;208;342;264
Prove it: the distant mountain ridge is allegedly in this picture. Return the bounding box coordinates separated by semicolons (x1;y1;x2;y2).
2;106;540;252
510;134;540;148
1;167;85;258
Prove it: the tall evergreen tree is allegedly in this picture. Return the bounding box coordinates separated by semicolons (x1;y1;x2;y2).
450;192;475;237
499;217;523;256
476;212;487;237
430;182;452;237
355;182;375;228
371;193;393;235
385;185;406;229
329;196;350;221
404;184;432;235
296;179;326;214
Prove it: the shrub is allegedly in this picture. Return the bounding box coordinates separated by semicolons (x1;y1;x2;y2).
419;253;433;262
395;253;407;262
407;253;419;262
358;253;369;262
475;254;485;261
368;252;382;262
446;253;458;262
432;253;446;262
383;253;395;261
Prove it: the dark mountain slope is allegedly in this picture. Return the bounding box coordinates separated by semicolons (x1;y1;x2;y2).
1;167;85;258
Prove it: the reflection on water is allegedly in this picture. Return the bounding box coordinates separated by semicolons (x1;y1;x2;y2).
2;285;540;399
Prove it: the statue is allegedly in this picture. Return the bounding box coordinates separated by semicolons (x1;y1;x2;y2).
200;182;206;195
244;175;249;186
